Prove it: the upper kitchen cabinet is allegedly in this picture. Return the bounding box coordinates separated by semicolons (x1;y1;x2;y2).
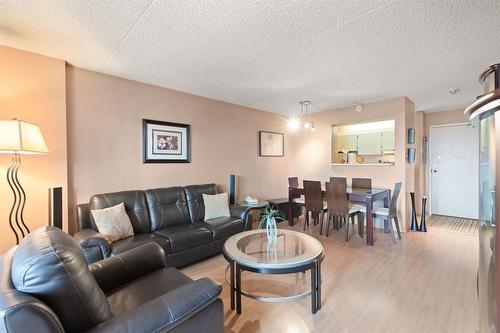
358;132;382;155
332;119;395;165
381;130;395;153
335;133;357;152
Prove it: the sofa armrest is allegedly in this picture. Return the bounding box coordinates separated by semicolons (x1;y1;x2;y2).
74;228;111;263
88;242;167;293
230;205;252;230
87;278;222;333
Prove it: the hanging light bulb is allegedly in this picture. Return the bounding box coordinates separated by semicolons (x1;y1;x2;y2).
287;118;300;130
310;122;316;131
288;100;314;131
300;101;312;131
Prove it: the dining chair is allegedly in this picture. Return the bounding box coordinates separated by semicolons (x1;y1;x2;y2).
357;182;402;245
323;181;362;240
288;177;300;188
303;180;326;232
289;177;305;224
329;177;347;184
352;178;372;189
350;177;372;237
373;182;402;245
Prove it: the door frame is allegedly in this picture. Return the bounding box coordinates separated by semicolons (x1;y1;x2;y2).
427;122;478;216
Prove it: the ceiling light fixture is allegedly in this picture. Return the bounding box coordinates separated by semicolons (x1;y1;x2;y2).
300;100;315;132
287;100;315;132
448;88;459;95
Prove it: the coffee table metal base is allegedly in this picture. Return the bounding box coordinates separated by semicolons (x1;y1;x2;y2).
225;258;322;314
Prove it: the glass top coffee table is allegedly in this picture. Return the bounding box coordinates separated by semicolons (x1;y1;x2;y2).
223;229;324;314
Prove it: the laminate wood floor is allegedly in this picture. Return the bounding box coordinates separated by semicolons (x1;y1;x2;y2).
181;220;479;333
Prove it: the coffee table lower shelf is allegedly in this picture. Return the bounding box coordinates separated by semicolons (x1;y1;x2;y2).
223;255;322;314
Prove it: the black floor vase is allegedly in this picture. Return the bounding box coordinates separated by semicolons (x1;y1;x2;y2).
410;192;419;231
419;196;427;232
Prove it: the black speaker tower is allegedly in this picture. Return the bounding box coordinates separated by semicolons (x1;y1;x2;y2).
229;175;236;205
48;187;63;229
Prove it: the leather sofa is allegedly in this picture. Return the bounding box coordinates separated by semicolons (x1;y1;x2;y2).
74;184;252;265
0;226;223;333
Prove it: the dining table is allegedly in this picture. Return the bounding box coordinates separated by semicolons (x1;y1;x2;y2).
288;186;391;246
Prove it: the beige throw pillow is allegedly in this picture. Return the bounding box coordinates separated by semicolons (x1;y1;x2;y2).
203;193;231;220
91;203;134;243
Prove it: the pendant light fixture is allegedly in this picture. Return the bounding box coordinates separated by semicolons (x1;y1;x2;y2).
287;100;316;131
301;100;315;131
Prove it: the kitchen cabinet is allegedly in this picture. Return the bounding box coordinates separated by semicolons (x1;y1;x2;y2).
357;132;382;155
381;130;395;153
335;134;357;152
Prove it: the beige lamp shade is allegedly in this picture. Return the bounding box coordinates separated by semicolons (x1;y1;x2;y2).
0;119;49;154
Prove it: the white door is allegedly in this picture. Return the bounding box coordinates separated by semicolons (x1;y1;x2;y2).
430;124;479;219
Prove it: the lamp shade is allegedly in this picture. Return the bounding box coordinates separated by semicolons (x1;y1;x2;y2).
0;119;49;154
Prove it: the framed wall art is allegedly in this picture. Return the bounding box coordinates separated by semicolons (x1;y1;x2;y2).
259;131;284;157
143;119;190;163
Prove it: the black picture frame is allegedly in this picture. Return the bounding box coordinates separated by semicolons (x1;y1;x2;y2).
142;119;191;163
259;131;284;157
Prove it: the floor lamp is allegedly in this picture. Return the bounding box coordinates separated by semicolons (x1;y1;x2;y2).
0;119;48;244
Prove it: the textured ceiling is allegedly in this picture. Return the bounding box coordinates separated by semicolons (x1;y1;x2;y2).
1;0;499;115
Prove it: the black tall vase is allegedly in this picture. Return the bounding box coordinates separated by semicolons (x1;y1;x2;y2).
419;196;427;232
410;192;419;231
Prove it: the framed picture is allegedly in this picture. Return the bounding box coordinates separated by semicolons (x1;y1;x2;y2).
407;147;416;163
259;131;284;157
143;119;190;163
407;128;416;144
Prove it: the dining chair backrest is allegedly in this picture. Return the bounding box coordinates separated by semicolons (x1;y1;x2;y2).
303;180;323;212
288;177;299;188
352;178;372;189
389;182;403;215
325;181;348;216
329;177;347;185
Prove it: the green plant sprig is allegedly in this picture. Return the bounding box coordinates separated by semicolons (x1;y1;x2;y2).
258;204;284;229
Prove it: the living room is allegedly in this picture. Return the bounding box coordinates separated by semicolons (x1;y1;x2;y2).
0;1;498;332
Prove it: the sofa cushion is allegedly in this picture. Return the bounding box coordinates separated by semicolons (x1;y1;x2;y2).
111;233;170;255
196;217;245;240
91;203;135;243
107;267;192;315
145;187;190;231
184;183;218;223
203;193;230;220
154;225;212;252
90;190;151;234
11;227;113;333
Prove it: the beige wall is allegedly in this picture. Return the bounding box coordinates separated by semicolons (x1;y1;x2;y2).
424;108;468;136
0;46;68;253
288;97;412;230
66;66;290;234
404;98;416;225
413;111;425;213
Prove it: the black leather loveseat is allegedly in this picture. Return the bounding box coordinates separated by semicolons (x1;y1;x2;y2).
0;227;223;333
74;183;252;265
